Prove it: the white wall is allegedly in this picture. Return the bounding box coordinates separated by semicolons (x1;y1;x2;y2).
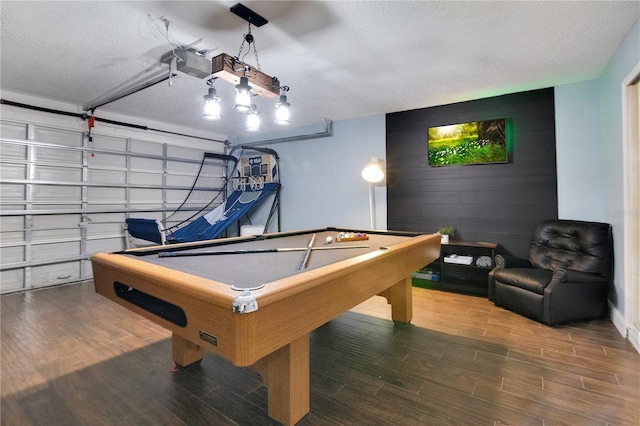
555;18;640;323
555;80;606;221
232;115;387;232
597;18;640;320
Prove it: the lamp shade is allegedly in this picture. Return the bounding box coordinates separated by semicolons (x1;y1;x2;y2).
234;76;253;113
274;94;290;125
202;87;221;120
361;157;385;183
246;105;260;132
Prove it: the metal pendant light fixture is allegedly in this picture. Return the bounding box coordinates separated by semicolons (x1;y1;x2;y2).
274;86;290;125
207;4;291;129
233;69;253;113
246;104;260;131
202;78;221;120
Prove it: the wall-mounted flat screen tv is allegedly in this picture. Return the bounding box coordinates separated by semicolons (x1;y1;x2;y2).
427;118;507;166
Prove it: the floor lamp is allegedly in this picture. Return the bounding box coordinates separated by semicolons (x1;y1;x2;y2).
361;157;385;229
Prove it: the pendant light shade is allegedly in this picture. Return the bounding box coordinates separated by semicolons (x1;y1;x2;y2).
274;94;290;125
202;87;221;120
234;76;253;113
246;105;260;131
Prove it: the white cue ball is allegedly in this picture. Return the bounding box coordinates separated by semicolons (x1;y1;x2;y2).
326;236;334;244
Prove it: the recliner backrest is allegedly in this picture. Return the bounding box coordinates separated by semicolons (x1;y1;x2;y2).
529;220;613;277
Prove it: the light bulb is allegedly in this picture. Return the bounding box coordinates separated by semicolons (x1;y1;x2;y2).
246;105;260;132
274;94;290;125
361;157;385;183
234;76;252;113
203;87;221;120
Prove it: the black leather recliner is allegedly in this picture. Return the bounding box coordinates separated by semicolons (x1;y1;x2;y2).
488;220;613;326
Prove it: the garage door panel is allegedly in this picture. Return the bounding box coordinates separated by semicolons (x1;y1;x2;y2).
88;169;126;183
0;246;25;263
87;213;126;237
88;153;126;168
1;217;24;242
0;184;25;201
31;262;81;288
87;187;126;203
130;139;163;155
87;238;123;254
130;171;162;186
32;215;82;241
87;212;126;223
35;165;82;182
32;184;81;201
131;157;163;171
167;145;206;160
32;228;82;241
1;121;28;140
34;127;82;147
35;146;82;163
87;223;124;237
166;189;190;204
1;164;26;180
1;204;26;212
130;188;162;203
129;212;163;221
33;204;82;211
0;233;25;244
166;160;199;174
0;143;27;160
1;269;25;293
33;214;81;228
166;174;198;187
32;241;80;261
91;135;126;152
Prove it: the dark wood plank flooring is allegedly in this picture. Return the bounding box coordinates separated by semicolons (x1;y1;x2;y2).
2;281;638;425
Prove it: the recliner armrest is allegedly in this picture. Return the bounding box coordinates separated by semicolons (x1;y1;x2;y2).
552;268;610;284
488;255;532;302
494;255;532;270
543;267;610;325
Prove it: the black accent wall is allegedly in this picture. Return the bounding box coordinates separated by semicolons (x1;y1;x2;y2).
386;88;557;258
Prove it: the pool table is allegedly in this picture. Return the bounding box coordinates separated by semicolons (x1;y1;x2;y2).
91;227;440;425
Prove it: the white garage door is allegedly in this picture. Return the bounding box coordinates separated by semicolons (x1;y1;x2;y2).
0;118;224;293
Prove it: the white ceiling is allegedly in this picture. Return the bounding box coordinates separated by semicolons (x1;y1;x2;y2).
1;1;638;139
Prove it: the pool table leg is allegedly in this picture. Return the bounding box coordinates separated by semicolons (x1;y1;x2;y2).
378;276;413;323
253;334;310;426
172;332;204;367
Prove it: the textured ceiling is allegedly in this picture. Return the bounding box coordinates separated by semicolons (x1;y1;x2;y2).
1;1;638;140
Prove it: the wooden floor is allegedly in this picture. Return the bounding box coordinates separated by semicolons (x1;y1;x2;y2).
1;281;639;425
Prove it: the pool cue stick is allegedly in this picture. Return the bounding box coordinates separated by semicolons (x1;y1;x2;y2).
296;233;316;271
309;245;370;251
158;244;370;258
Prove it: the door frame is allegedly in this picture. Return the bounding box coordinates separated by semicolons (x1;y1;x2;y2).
621;61;640;352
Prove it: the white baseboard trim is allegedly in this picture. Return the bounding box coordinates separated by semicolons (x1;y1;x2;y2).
629;325;640;353
609;302;626;337
609;301;640;354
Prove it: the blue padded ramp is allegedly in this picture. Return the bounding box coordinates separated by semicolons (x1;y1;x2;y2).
166;182;279;243
125;218;164;245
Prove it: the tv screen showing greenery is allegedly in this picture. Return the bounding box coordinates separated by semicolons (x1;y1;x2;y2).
427;119;507;166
